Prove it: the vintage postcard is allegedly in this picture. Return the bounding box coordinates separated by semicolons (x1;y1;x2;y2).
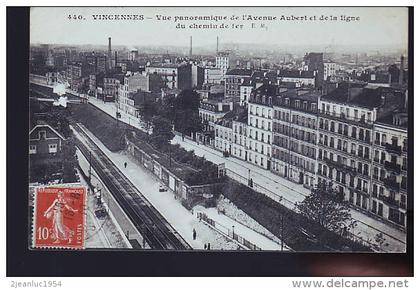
28;6;410;253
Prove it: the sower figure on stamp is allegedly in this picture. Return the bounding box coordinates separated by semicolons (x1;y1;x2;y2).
43;190;78;244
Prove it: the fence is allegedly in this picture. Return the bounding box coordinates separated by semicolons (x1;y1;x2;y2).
225;168;297;209
197;212;262;250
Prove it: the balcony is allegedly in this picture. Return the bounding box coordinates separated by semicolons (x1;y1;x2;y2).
400;181;407;192
385;143;402;155
378;194;400;208
383;178;400;191
318;110;373;125
384;161;401;174
323;157;356;175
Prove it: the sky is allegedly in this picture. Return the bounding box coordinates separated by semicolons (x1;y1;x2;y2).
30;7;408;52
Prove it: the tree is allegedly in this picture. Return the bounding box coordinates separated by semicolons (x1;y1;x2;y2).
150;116;174;149
297;184;354;234
137;101;157;129
174;89;200;111
172;90;201;136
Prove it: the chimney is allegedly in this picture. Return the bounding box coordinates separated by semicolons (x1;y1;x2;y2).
108;37;112;71
189;36;192;58
114;51;118;66
380;95;386;107
218;102;222;111
399;55;404;86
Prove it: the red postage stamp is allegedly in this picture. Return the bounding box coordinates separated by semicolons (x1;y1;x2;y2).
33;185;86;249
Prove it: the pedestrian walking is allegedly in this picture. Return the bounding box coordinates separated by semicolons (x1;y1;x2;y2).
204;244;207;250
193;228;197;240
207;243;210;250
124;162;127;168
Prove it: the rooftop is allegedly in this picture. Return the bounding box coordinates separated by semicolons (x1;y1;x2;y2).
147;63;189;69
321;82;405;110
225;69;253;77
277;69;316;79
376;107;408;129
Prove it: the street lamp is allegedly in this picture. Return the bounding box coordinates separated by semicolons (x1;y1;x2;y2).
232;225;235;238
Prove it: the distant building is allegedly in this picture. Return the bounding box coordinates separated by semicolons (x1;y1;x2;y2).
84;52;107;74
277;69;316;87
303;52;324;88
224;69;253;98
239;82;253;106
199;98;234;144
118;72;149;114
191;64;204;88
214;114;233;154
116;60;129;73
367;72;392;87
146;63;192;90
29;71;58;87
103;74;124;102
88;72;104;97
231;110;249;161
216;51;230;77
324;61;338;81
66;63;86;91
129;49;139;61
203;67;223;84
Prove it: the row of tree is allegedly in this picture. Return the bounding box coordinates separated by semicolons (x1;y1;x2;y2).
138;89;202;144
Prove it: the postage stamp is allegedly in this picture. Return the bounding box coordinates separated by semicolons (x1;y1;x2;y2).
33;185;86;249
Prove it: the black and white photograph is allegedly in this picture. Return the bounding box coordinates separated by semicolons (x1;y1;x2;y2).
25;6;412;254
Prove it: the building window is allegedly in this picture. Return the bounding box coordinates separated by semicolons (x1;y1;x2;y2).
48;143;58;153
378;203;383;216
29;145;37;154
39;131;46;140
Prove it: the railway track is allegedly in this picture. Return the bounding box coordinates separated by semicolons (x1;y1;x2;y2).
72;122;191;250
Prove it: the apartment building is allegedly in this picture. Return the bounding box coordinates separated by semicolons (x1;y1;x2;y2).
225;69;253;98
317;82;404;215
145;63;192;90
214;115;233;154
247;84;276;169
371;107;408;227
272;89;320;188
231;110;248;161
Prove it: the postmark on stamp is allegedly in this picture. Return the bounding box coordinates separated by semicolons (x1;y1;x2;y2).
33;185;86;249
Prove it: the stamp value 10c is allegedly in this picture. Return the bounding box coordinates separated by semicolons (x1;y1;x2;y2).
33;185;86;249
